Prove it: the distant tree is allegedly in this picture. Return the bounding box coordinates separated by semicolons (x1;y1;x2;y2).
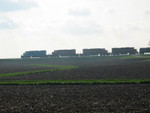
149;41;150;47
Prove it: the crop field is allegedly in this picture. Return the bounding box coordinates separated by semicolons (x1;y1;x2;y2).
0;55;150;113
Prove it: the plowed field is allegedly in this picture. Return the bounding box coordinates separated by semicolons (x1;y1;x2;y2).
0;56;150;113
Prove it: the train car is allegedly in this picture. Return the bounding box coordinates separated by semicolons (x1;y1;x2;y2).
140;48;150;54
83;48;108;56
112;47;137;55
52;49;76;57
21;50;47;58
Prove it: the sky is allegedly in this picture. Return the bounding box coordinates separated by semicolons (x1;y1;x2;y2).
0;0;150;58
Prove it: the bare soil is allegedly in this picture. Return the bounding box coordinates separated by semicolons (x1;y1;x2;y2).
0;84;150;113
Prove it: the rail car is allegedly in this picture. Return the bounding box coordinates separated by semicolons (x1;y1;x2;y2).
112;47;138;55
52;49;76;57
139;48;150;54
83;48;109;56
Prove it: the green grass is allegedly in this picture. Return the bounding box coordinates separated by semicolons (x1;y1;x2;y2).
0;65;78;77
0;79;149;85
143;59;150;62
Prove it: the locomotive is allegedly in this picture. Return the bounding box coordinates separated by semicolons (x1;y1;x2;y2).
21;50;47;58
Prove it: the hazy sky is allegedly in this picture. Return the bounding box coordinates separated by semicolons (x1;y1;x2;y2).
0;0;150;58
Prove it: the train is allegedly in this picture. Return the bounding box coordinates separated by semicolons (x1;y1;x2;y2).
21;47;150;58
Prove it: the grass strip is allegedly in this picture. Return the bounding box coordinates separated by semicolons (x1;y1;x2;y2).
120;55;150;59
0;69;60;77
30;64;78;69
0;79;150;85
0;65;78;77
143;59;150;62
